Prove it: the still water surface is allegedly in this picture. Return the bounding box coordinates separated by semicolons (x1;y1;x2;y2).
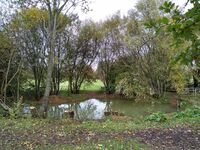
25;99;177;120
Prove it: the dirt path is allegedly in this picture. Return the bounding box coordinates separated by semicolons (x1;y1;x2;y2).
0;126;199;150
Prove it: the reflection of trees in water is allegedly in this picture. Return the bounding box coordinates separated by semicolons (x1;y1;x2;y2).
105;100;112;112
35;99;176;119
68;104;75;110
47;104;76;118
46;101;106;119
75;102;97;120
74;103;81;120
38;100;109;119
48;105;65;118
47;103;79;119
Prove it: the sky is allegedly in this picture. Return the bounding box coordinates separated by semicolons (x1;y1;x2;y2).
78;0;192;22
79;0;135;21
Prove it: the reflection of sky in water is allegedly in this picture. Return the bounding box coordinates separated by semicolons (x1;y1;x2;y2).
54;99;107;120
79;99;107;119
23;105;30;114
58;104;69;109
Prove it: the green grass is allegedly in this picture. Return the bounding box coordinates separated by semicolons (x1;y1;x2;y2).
0;112;199;132
0;107;199;150
22;79;104;92
0;116;199;150
21;79;104;100
81;80;104;91
59;80;104;99
60;80;104;92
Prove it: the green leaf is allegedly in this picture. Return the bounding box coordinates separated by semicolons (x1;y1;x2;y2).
160;17;169;24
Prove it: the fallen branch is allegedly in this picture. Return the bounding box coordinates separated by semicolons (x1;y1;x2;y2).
0;98;10;111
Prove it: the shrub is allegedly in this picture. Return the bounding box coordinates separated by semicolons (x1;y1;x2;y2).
9;101;24;118
173;106;200;119
145;112;167;122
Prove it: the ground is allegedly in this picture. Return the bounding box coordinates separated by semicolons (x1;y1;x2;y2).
0;116;199;150
2;80;200;150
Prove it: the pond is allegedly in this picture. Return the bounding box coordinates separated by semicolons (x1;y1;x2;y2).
24;98;178;120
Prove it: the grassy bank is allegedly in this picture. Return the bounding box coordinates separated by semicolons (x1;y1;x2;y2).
0;106;199;150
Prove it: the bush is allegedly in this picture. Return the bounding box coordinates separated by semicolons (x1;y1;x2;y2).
8;101;24;118
173;106;200;119
145;112;167;122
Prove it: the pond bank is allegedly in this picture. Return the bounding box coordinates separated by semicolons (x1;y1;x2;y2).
0;116;199;150
33;91;128;105
32;91;192;106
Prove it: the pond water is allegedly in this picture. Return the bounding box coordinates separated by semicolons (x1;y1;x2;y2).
25;99;178;120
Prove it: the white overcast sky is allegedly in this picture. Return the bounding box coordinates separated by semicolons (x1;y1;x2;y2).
78;0;192;22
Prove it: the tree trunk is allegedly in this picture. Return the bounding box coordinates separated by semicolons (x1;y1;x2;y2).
42;12;57;118
42;50;54;118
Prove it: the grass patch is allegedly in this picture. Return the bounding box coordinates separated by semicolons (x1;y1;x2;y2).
60;80;104;92
22;80;104;101
0;114;199;132
0;99;199;150
81;80;104;91
0;111;199;150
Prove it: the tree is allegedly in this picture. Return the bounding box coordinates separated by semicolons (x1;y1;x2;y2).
161;0;200;86
0;30;22;111
65;20;101;94
158;0;200;64
12;8;48;99
0;0;24;113
41;0;88;118
97;14;122;94
145;0;200;91
115;0;172;98
11;0;89;117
